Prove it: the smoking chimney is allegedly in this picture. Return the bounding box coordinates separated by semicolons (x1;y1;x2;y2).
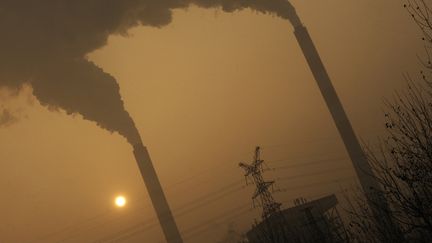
133;143;183;243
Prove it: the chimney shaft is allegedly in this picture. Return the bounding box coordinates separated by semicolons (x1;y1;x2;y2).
293;25;378;195
293;25;404;240
133;143;183;243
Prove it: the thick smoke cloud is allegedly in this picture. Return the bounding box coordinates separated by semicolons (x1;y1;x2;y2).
0;0;300;144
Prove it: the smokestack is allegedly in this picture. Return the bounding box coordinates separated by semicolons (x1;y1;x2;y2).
0;0;397;239
293;25;378;194
133;143;183;243
293;24;403;239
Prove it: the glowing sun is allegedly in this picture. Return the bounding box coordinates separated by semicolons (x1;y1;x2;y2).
115;196;127;207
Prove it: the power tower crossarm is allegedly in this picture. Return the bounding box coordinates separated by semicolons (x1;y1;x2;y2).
239;146;282;219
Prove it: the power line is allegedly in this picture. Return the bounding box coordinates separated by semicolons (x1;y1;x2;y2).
182;188;355;242
279;176;356;193
40;151;359;242
182;204;253;241
52;169;353;243
37;171;245;242
50;151;355;241
92;180;246;242
268;155;349;167
277;167;353;182
98;176;357;242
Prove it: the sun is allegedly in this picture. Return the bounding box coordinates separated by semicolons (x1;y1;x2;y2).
115;196;127;208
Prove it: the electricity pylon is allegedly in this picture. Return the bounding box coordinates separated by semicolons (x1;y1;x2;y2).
239;146;281;219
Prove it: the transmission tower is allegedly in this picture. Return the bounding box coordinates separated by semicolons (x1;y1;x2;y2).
240;146;296;243
239;146;281;219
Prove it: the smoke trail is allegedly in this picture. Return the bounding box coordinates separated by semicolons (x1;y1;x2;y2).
0;0;300;144
32;59;142;144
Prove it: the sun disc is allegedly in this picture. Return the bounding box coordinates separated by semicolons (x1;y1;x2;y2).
115;196;126;207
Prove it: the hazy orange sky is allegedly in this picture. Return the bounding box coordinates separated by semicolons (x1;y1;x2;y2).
0;1;425;242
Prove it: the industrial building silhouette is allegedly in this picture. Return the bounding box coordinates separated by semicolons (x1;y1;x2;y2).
246;195;346;243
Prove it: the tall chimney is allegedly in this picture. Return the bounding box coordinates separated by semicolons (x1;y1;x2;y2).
293;25;378;194
133;143;183;243
293;24;402;239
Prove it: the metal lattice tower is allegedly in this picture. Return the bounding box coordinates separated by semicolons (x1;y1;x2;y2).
239;146;282;219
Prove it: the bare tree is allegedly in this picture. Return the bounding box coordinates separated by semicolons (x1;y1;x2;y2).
345;1;432;242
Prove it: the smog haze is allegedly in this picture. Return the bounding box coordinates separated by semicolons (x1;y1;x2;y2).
0;0;424;242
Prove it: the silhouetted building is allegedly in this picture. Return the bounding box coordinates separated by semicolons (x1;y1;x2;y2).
246;194;347;243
